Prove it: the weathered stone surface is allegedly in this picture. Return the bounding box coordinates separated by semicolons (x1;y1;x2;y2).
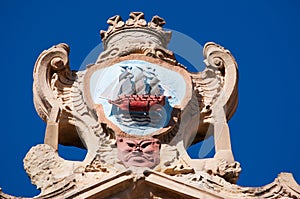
117;137;161;169
1;12;299;199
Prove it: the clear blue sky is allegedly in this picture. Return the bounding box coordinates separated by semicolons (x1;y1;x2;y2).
0;0;299;197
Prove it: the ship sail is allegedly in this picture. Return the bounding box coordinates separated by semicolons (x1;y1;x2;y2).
111;65;165;98
149;77;163;96
118;70;135;96
134;69;147;95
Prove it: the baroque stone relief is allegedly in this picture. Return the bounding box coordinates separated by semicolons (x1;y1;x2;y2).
1;12;299;199
90;60;186;136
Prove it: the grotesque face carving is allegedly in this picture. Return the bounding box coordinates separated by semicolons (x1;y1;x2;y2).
117;137;161;168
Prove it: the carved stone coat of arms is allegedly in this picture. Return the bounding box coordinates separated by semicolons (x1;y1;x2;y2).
0;12;298;199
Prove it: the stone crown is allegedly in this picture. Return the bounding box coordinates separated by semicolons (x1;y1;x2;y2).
100;12;171;49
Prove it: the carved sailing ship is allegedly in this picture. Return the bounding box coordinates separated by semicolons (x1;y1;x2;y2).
1;12;298;199
108;66;167;113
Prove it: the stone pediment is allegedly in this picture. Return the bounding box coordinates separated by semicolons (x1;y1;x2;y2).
1;168;299;198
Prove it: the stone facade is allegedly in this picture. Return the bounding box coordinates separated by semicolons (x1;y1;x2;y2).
0;12;299;199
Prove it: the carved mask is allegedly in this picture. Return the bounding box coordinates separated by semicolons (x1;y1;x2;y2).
117;137;161;168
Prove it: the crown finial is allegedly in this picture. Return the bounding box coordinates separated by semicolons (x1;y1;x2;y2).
149;15;166;28
97;12;174;65
126;12;147;27
100;12;170;45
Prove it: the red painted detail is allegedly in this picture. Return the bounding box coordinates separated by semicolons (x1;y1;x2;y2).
109;95;166;112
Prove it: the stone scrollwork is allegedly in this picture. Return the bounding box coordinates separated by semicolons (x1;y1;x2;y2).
31;43;117;197
33;43;113;153
180;172;300;198
191;42;238;125
33;43;73;123
190;42;238;165
33;43;80;150
0;11;297;199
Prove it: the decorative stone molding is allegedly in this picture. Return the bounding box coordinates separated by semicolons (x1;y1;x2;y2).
1;12;299;199
97;12;181;67
100;12;170;47
2;170;298;198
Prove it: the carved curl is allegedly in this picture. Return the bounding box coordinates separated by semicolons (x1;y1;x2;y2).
33;43;73;122
33;44;110;150
191;42;238;123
